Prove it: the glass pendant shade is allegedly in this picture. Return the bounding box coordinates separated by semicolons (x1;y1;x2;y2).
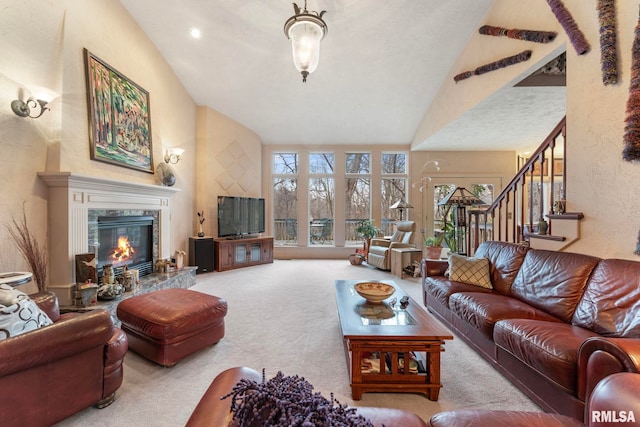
289;21;323;76
283;3;327;83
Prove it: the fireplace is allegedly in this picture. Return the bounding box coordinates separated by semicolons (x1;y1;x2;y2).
96;215;155;282
38;172;179;292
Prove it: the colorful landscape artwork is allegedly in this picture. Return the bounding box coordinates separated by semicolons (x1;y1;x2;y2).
84;49;153;173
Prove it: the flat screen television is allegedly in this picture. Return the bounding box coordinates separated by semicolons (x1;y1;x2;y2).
217;196;265;238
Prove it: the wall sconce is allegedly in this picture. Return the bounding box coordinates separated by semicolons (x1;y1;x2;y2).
11;86;58;119
164;148;185;164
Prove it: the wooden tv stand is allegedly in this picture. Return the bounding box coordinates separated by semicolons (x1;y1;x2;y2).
214;236;273;271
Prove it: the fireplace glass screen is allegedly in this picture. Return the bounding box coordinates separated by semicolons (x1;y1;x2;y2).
97;216;154;282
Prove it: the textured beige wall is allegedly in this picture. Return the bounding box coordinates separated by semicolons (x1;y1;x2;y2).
413;0;566;146
565;0;639;258
196;107;262;238
415;0;640;259
0;0;197;284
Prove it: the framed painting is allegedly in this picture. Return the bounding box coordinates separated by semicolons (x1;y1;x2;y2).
84;48;154;173
528;158;549;176
553;158;564;176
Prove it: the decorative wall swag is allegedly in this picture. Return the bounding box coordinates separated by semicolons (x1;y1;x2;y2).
597;0;618;85
545;0;590;55
478;25;557;44
454;50;532;83
622;9;640;162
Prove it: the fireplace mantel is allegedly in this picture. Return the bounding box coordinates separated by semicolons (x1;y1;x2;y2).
39;172;180;288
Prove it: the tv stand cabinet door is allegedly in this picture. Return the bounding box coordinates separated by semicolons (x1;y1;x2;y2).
214;237;273;271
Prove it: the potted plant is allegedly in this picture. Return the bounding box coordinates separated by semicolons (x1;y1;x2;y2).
424;234;444;260
355;220;380;258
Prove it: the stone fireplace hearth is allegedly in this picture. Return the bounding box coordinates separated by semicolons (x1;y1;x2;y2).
38;172;180;302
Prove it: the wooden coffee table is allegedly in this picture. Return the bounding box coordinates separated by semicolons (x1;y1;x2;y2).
334;280;453;400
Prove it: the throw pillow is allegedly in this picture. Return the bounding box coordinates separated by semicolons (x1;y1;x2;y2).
448;254;493;289
0;287;53;340
223;370;376;427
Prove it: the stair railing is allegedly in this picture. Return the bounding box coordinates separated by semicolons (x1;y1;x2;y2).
466;116;566;255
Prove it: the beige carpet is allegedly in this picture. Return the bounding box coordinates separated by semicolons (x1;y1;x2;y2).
57;259;540;426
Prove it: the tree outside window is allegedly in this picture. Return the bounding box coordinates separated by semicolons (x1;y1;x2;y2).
381;153;407;235
273;153;298;245
345;153;370;245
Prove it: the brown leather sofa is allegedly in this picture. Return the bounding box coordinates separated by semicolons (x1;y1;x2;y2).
0;291;128;427
427;372;640;427
186;367;428;427
421;241;640;422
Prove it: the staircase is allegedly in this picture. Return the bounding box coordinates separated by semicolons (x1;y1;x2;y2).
466;116;584;255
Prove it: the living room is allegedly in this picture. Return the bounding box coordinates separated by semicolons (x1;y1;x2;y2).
2;0;639;426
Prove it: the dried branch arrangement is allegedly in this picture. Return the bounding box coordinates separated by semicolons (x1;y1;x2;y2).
454;50;532;83
479;25;557;44
623;9;640;162
597;0;618;85
223;370;376;426
545;0;590;55
5;205;48;292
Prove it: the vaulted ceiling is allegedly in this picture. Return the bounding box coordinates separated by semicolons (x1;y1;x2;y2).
120;0;565;152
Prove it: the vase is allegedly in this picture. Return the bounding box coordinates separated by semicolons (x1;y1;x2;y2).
538;219;548;235
102;264;114;285
424;246;442;260
198;224;204;238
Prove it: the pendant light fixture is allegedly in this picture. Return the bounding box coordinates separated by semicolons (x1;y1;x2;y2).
283;1;328;83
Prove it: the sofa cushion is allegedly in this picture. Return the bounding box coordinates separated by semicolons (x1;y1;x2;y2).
510;249;600;323
424;277;494;308
572;259;640;338
449;292;560;338
448;254;492;289
494;319;599;393
474;241;529;295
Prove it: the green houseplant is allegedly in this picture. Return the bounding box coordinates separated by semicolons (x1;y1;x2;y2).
355;220;380;259
424;234;444;260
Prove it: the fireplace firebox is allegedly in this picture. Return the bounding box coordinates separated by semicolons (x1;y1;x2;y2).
97;216;154;283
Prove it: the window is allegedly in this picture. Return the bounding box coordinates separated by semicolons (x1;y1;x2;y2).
273;153;298;245
381;153;407;235
309;153;334;245
270;148;409;248
345;153;371;245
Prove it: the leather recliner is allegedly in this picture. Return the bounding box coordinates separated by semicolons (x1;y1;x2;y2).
367;221;416;270
0;291;128;427
186;366;428;427
427;372;640;427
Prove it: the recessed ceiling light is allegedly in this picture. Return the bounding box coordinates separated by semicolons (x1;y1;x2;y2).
189;27;202;39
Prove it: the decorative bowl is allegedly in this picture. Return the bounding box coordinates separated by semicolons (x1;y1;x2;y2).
354;282;395;303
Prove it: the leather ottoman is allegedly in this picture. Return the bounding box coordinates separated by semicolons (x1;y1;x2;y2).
116;288;227;367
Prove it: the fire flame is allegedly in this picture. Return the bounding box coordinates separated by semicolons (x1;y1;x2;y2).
111;236;136;263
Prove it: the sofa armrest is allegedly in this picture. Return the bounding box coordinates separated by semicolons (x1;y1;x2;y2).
186;366;262;427
0;310;114;377
31;291;61;322
577;336;640;401
369;238;391;248
421;259;448;277
388;242;414;250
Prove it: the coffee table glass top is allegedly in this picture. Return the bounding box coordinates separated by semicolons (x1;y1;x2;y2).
355;302;416;326
334;279;453;340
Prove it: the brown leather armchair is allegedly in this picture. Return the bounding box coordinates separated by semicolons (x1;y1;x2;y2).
367;221;416;270
186;367;427;427
0;291;128;427
427;372;640;426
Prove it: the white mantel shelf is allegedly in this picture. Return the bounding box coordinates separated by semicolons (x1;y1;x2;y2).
38;172;180;288
38;172;181;197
